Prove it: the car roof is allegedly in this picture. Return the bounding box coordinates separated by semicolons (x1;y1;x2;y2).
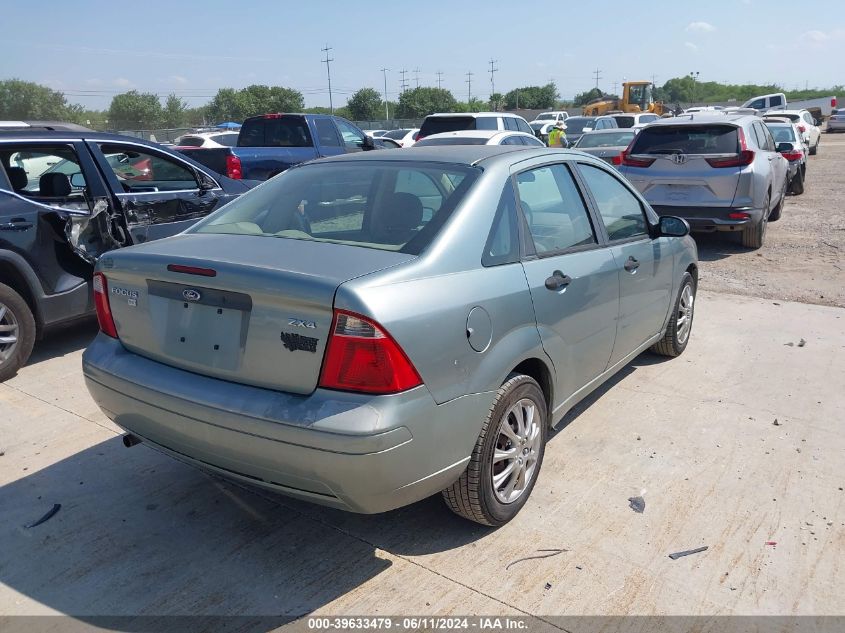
420;130;527;140
308;144;560;167
644;113;752;126
771;109;808;116
0;130;166;146
0;121;94;132
580;128;637;135
424;112;521;119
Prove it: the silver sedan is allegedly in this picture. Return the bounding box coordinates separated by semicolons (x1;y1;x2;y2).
83;146;698;526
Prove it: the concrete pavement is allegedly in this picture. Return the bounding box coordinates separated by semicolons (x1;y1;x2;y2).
0;291;843;626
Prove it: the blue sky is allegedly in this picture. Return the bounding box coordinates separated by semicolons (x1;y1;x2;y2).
2;0;843;110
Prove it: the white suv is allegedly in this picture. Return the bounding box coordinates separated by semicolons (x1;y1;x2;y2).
417;112;534;141
762;110;821;155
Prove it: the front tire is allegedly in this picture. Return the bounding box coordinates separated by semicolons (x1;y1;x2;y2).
809;140;818;156
651;272;696;357
442;374;547;526
0;282;36;382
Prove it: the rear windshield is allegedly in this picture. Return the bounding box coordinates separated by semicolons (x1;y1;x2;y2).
216;133;239;146
576;131;636;148
765;124;796;143
420;116;477;136
382;129;410;140
613;116;636;128
535;114;555;121
177;136;203;147
414;136;488;146
630;125;739;154
192;161;479;255
238;116;313;147
563;118;596;134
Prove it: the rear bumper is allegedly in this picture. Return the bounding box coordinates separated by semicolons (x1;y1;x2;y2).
650;205;764;232
82;334;492;514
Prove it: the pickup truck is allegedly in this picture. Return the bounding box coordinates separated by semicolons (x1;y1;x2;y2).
0;128;253;381
177;113;383;181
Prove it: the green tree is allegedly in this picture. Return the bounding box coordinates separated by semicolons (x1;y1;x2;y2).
205;85;304;122
504;83;558;109
396;87;457;118
162;94;187;128
572;87;604;107
489;92;504;111
0;79;72;120
346;88;383;121
108;91;163;129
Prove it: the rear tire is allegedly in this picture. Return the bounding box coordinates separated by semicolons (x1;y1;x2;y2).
790;169;805;195
809;140;818;156
442;374;547;526
651;272;695;358
0;282;36;383
741;193;770;248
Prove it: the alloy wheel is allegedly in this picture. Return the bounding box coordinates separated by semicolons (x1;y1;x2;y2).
492;398;542;504
0;302;19;365
676;284;694;345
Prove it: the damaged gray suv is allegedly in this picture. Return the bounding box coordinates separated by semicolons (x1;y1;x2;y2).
0;130;252;380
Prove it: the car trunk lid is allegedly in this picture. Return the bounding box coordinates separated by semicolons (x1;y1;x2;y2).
101;233;414;394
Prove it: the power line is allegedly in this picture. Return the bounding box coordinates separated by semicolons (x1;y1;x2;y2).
321;44;334;113
466;71;474;102
489;59;498;95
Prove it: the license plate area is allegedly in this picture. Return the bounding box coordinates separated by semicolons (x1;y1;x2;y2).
147;280;252;370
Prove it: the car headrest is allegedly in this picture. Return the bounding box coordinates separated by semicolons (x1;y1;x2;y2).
375;192;423;242
39;172;72;197
7;166;27;191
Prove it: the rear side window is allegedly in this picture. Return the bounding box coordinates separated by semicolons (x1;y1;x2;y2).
1;145;85;194
483;180;519;266
194;162;479;255
476;117;499;130
419;116;476;136
770;95;784;107
238;117;312;147
219;133;239;147
504;117;519;131
630;125;739;154
579;164;646;241
614;116;635;128
314;118;341;147
515;164;596;254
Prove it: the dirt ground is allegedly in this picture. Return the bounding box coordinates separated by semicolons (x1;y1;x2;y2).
695;133;845;308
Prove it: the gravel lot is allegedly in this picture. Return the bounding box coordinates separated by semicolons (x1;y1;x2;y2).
695;133;845;308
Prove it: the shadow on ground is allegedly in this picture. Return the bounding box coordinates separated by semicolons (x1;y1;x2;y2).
27;319;98;366
691;232;749;262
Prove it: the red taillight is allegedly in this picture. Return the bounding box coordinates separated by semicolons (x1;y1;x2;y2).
781;150;803;161
728;212;750;219
226;154;242;180
832;97;837;108
93;273;118;338
798;124;806;133
263;113;284;119
620;150;655;167
610;153;623;166
318;310;422;395
166;264;217;277
706;127;754;168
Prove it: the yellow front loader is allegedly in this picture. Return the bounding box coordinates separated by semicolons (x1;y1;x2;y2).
582;81;666;116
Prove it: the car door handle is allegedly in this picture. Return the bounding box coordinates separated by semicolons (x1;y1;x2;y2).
545;270;572;290
0;218;33;231
624;256;640;272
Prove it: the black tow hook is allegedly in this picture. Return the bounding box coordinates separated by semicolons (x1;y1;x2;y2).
122;434;142;448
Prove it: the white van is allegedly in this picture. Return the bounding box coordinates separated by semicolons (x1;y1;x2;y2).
741;93;787;113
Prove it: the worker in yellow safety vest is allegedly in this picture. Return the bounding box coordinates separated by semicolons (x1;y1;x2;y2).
548;121;565;147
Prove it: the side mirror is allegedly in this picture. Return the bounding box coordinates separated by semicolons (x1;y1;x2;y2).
775;142;793;153
70;173;86;188
361;135;375;151
658;216;690;237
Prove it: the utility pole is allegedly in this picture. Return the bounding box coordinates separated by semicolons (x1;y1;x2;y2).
436;71;443;90
321;44;334;113
689;71;700;104
651;74;657;87
489;59;498;95
611;80;618;96
399;69;408;93
593;68;602;90
466;71;474;103
381;67;389;120
413;67;421;89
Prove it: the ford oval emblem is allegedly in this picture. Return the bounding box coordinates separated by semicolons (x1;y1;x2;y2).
182;289;201;302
